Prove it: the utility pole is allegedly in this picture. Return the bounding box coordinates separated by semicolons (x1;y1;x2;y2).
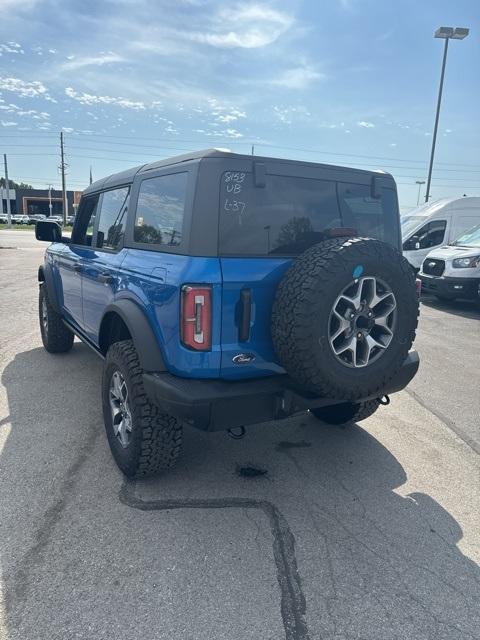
60;131;68;225
3;154;12;227
48;184;53;217
89;165;93;185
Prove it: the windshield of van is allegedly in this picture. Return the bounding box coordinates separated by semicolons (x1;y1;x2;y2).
400;215;424;238
451;223;480;248
218;172;399;256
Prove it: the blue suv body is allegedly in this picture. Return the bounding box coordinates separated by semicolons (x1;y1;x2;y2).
36;149;419;477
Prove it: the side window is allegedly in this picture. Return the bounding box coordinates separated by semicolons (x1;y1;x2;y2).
421;219;446;248
405;220;447;250
95;186;129;251
71;195;99;246
134;172;188;246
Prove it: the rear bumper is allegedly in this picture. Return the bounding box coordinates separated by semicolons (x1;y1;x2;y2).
420;274;480;299
143;351;420;431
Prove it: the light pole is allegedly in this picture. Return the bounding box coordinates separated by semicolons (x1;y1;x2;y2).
48;184;53;218
415;180;426;206
425;26;469;203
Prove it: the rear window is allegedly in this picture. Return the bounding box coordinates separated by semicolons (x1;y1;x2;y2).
218;172;399;256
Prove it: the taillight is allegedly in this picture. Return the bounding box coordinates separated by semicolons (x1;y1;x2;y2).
181;285;212;351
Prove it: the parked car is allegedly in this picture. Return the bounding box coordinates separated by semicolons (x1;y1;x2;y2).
419;222;480;301
29;214;47;224
66;215;75;225
401;196;480;271
36;149;419;477
0;214;9;224
11;215;30;225
48;215;63;224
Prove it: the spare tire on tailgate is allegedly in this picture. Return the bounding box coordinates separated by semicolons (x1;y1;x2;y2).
271;237;418;401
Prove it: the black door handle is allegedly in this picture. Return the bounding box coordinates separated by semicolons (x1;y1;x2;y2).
239;288;252;342
73;264;83;273
97;273;113;284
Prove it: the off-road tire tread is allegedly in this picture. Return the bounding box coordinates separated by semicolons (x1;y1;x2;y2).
39;283;74;353
103;340;183;477
272;237;419;401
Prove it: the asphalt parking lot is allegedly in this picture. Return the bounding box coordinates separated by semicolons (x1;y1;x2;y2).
1;231;479;640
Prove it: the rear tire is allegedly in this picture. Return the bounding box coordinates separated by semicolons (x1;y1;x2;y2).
310;399;381;426
39;283;74;353
102;340;183;477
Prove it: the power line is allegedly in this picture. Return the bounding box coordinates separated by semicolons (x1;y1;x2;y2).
2;130;480;169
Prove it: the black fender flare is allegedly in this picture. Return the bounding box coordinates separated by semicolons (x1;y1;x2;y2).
38;263;61;314
100;300;166;372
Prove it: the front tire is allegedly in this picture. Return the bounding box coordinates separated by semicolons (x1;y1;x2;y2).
39;284;74;353
310;399;381;426
102;340;183;477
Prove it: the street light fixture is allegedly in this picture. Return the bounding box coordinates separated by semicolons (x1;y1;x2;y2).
415;180;426;206
424;26;469;203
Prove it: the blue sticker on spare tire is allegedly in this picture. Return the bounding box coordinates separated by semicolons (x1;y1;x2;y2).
352;264;364;279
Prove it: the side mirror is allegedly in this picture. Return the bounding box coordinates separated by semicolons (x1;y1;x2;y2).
35;220;62;243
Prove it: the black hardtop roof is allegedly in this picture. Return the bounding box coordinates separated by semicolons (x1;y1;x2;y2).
83;147;392;195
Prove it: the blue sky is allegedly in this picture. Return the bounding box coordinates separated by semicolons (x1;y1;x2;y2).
0;0;479;211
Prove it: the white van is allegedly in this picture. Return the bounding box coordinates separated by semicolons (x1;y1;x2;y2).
419;222;480;301
401;196;480;270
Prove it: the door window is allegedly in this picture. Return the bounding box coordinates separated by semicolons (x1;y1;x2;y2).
71;195;99;246
403;219;446;250
95;186;130;251
133;172;188;246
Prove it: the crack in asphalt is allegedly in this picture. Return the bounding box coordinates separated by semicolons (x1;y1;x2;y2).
119;479;310;640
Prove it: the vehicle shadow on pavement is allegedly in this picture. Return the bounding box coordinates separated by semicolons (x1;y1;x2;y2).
1;345;479;640
421;294;480;320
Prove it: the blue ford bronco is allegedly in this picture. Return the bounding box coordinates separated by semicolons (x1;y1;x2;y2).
36;149;419;477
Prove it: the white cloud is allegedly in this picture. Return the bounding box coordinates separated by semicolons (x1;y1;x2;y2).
357;121;375;128
65;87;146;110
61;53;124;71
62;127;74;133
271;65;324;89
1;120;18;127
224;128;243;138
389;142;397;147
0;42;24;55
0;0;37;8
192;4;293;48
0;76;55;101
272;105;311;124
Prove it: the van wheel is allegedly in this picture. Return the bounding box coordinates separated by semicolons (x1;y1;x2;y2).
310;399;381;425
102;340;183;477
39;283;74;353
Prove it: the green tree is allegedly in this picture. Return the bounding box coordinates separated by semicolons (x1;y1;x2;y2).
0;178;34;189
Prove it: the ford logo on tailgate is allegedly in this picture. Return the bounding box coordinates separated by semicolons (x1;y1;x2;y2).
232;353;256;364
